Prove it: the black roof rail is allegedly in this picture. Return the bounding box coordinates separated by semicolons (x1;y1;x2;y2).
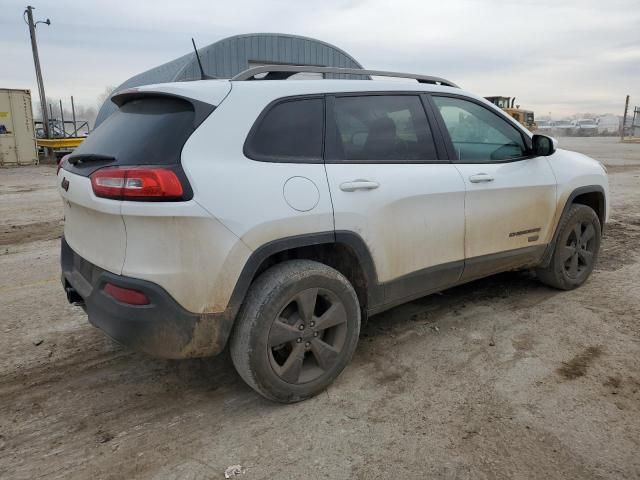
231;65;459;88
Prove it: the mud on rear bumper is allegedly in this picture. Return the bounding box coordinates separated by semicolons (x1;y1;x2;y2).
60;238;234;359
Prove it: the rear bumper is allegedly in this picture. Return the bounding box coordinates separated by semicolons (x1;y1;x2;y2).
61;238;234;359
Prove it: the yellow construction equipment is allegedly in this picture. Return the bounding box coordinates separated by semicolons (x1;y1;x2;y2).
36;137;84;149
485;96;537;131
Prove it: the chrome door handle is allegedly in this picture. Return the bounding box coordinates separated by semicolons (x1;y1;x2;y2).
469;173;494;183
339;180;380;192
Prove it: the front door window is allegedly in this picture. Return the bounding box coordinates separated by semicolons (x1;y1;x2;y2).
433;96;527;162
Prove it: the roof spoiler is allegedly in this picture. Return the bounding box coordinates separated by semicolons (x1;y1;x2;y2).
110;90;216;128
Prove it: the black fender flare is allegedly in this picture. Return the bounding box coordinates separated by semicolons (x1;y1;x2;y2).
224;231;382;322
540;185;606;268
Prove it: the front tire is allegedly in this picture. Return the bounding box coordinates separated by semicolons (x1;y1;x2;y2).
230;260;361;403
536;204;601;290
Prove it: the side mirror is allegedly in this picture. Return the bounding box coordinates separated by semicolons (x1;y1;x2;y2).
532;134;556;156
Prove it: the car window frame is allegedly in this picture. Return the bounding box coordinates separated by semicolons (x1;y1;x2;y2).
325;91;450;164
426;93;535;164
243;94;326;164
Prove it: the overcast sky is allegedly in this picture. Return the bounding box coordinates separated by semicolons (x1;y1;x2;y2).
2;0;639;119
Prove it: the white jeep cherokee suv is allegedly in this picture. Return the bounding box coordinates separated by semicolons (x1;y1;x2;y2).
59;66;608;403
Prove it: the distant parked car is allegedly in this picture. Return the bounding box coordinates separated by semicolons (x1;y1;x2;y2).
596;115;620;135
553;120;574;136
536;120;554;132
573;119;598;137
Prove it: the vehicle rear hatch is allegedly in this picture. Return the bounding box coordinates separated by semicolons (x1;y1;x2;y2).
58;81;231;274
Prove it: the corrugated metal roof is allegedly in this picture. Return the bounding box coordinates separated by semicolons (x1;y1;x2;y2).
95;33;363;126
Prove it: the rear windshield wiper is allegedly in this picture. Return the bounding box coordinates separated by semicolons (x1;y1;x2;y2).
68;154;116;166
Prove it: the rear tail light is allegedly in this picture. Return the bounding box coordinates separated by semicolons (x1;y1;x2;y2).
90;167;184;201
103;282;150;305
57;154;70;175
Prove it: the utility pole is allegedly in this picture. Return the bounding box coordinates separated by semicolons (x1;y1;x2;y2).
25;6;51;138
621;95;630;141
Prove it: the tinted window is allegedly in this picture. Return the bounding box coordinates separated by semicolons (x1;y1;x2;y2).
433;96;527;162
247;98;323;161
70;97;196;172
330;95;438;162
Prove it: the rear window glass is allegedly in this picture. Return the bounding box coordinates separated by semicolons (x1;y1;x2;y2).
71;97;195;166
245;98;324;162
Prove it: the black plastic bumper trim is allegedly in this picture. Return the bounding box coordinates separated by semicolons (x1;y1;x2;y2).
61;238;233;359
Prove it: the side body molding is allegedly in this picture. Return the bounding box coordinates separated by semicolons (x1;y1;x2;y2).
229;184;606;320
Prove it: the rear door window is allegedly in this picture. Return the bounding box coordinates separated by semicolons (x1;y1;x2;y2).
328;95;439;162
245;98;324;162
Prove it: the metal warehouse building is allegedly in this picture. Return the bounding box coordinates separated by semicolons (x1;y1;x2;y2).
95;33;364;126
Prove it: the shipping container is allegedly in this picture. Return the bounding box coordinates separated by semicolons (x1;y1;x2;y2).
0;88;38;166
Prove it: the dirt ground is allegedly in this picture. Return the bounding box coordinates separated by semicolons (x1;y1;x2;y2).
1;137;639;480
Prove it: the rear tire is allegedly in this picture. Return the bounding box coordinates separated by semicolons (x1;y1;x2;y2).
230;260;361;403
536;204;601;290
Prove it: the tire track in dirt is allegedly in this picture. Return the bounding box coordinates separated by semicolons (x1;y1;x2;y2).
0;220;63;247
597;211;640;272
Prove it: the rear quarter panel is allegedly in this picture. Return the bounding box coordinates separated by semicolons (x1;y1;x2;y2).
180;85;335;250
120;201;252;314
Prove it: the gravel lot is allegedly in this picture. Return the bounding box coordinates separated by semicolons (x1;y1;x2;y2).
1;137;639;479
